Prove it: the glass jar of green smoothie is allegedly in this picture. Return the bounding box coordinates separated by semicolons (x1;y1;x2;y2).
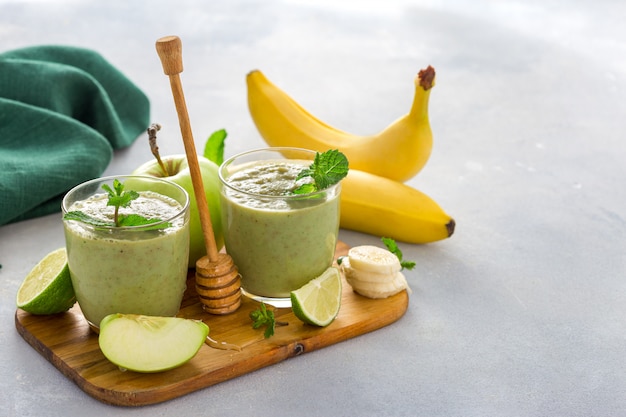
62;175;190;331
219;147;341;307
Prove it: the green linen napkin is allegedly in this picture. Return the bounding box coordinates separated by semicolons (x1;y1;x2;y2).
0;45;150;225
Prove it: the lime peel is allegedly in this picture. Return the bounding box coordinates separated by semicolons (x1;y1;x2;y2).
16;248;76;315
290;267;342;327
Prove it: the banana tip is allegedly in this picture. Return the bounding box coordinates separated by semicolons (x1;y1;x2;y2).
446;218;456;237
247;69;261;77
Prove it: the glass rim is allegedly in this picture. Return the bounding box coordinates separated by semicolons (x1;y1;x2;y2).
61;174;190;231
218;147;339;199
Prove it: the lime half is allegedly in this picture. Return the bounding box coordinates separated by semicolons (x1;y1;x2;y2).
290;267;342;327
16;248;76;315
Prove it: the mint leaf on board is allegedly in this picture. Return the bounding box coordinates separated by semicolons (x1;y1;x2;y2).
249;303;276;338
382;237;416;271
293;149;349;194
203;129;228;166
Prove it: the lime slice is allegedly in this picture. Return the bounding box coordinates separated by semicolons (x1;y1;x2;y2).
290;267;342;327
16;248;76;315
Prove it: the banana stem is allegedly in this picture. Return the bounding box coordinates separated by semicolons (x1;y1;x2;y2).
409;66;436;121
418;66;436;91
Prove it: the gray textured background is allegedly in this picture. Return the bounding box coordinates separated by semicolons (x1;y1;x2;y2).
1;0;625;415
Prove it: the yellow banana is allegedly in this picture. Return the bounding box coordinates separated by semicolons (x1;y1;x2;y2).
246;67;436;182
340;169;455;244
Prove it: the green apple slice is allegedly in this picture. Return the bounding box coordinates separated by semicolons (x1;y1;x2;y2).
98;314;209;373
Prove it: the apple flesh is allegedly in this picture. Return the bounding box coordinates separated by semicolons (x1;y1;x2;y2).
98;314;209;373
133;155;223;268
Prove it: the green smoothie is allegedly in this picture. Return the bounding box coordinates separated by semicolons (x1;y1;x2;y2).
220;159;340;299
62;177;190;329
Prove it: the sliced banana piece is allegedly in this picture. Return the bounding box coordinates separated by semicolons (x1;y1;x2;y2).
341;258;393;283
346;271;410;299
347;245;401;275
340;245;411;299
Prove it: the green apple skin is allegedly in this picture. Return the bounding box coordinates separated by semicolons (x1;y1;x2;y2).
133;155;223;268
98;313;209;373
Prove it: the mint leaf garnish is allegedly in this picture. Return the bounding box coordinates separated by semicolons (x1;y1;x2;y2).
63;179;170;229
291;183;317;195
382;237;416;271
293;149;349;194
102;179;140;226
116;214;168;229
63;211;113;227
103;179;139;211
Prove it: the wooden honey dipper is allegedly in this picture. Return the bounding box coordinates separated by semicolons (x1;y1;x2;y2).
155;35;241;315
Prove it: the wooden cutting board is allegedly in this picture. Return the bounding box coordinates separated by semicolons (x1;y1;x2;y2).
14;241;409;407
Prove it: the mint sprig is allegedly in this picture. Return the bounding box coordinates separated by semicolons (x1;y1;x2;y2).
382;237;416;271
102;179;140;226
293;149;349;194
249;303;276;338
63;179;170;229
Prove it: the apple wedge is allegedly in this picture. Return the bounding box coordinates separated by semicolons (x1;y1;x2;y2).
99;314;209;373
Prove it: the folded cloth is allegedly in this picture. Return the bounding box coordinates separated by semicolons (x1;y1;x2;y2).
0;45;150;225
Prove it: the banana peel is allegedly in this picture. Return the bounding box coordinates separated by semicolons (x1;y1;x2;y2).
247;67;435;182
340;170;455;244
